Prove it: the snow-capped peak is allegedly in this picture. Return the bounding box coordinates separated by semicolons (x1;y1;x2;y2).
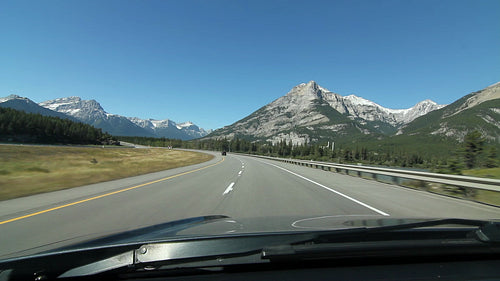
318;85;331;93
176;121;195;129
127;117;208;139
411;99;441;111
40;96;81;110
344;94;381;108
150;119;174;128
388;100;445;124
0;94;30;103
39;96;110;122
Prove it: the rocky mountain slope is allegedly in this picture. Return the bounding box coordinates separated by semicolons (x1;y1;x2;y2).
398;81;500;143
206;81;445;144
0;95;77;121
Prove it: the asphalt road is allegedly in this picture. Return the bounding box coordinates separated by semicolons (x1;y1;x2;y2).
1;151;500;259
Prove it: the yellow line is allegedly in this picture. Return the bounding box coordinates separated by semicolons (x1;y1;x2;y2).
0;157;225;225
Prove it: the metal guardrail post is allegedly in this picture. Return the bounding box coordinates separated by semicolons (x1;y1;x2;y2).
392;176;400;185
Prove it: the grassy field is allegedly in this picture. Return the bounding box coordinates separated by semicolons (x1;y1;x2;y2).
462;167;500;179
0;145;213;201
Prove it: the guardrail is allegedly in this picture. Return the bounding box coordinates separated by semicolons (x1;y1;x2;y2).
237;154;500;194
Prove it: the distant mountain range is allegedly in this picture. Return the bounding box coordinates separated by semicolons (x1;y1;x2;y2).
0;95;211;140
2;80;498;145
206;81;499;146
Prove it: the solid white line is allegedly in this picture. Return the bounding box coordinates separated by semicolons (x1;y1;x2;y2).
264;162;390;216
223;182;235;195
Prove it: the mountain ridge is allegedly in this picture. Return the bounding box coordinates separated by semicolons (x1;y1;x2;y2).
3;80;497;145
39;96;210;140
206;81;447;144
398;81;500;143
0;95;209;140
0;95;79;122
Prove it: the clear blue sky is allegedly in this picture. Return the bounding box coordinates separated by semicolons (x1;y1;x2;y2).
1;0;499;130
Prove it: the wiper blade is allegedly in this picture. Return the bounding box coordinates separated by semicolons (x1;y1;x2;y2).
58;232;317;278
364;218;500;244
363;218;489;230
303;218;497;242
262;219;500;262
342;218;488;232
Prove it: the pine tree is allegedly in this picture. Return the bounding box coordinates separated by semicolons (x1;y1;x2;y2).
463;131;484;169
485;147;498;168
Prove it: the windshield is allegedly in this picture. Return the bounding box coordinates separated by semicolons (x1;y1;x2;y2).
1;0;499;262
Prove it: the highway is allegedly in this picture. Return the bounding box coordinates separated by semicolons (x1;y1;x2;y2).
1;151;500;260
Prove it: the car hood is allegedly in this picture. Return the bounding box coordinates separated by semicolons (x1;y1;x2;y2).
3;214;494;261
52;215;454;251
2;215;499;281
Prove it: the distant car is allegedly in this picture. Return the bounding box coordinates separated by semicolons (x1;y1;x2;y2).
221;151;227;156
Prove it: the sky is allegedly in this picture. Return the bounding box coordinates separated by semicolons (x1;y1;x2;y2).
1;0;499;130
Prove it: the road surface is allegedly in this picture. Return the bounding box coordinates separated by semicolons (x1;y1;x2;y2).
1;151;499;259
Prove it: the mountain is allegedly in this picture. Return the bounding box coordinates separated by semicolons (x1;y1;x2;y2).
176;121;213;138
398;82;500;143
39;97;149;137
0;95;77;121
39;97;209;140
126;118;211;140
206;81;445;144
324;92;444;128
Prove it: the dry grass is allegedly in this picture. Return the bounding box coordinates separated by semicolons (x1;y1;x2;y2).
0;145;213;201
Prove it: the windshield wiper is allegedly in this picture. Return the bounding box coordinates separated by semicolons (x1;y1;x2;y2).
262;218;500;262
57;232;317;278
290;218;500;243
